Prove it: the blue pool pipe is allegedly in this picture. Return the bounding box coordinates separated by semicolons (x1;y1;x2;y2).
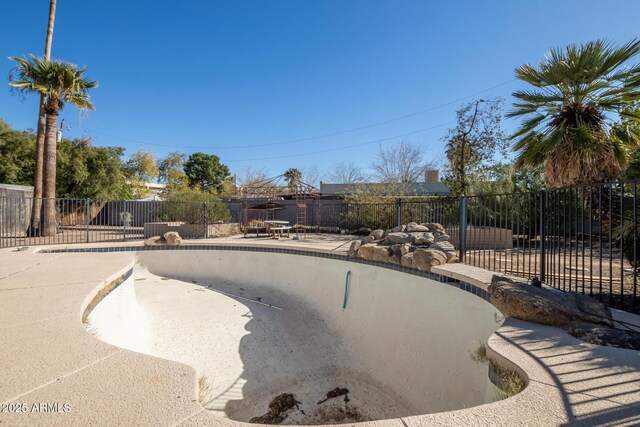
343;270;351;310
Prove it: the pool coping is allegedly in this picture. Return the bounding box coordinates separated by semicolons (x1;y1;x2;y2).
1;241;639;426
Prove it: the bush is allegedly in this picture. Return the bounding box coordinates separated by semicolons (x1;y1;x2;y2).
160;190;231;223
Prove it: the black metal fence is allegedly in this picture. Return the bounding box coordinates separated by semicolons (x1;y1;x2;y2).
0;197;240;247
460;182;639;314
1;181;638;313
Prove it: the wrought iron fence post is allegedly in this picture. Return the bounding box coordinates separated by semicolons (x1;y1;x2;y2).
459;196;467;262
203;201;208;239
396;198;402;227
123;200;127;241
539;189;547;282
85;198;90;243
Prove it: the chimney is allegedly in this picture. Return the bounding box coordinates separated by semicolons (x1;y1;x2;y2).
425;169;439;183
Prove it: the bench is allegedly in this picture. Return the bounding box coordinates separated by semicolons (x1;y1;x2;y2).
270;226;292;239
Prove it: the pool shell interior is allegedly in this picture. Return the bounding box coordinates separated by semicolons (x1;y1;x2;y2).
87;248;505;424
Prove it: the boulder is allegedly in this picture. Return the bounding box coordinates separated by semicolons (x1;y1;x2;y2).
144;236;165;246
412;232;435;246
387;232;413;244
400;253;417;268
380;238;392;246
435;233;451;242
406;222;429;232
369;229;385;240
391;243;412;259
400;243;412;255
488;275;613;328
164;231;182;246
428;241;459;262
390;225;406;233
348;240;361;257
568;323;640;351
431;241;455;252
357;244;397;264
413;248;447;272
444;251;459;263
360;236;375;244
424;222;445;232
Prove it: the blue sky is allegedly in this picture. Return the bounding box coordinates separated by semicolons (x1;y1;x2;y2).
1;0;639;183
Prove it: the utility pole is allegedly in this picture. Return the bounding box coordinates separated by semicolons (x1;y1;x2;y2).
30;0;57;235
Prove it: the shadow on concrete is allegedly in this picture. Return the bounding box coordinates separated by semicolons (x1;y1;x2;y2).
495;319;640;426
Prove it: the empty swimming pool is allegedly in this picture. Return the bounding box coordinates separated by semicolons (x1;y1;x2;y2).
87;248;504;424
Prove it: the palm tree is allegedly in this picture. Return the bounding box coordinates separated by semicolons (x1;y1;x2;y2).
509;39;640;188
9;55;97;235
283;168;302;194
31;0;58;235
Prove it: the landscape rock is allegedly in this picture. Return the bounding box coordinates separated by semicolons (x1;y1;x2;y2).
360;236;375;244
413;248;448;272
488;275;613;328
400;253;417;268
406;222;429;232
387;232;413;244
348;240;361;257
412;232;435;246
430;241;455;252
349;223;457;270
164;231;182;246
435;233;451;242
444;251;459;262
568;323;640;351
144;236;165;246
357;244;397;264
369;229;385;240
391;243;412;259
424;222;445;232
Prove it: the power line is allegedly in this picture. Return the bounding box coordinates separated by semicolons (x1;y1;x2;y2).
224;120;455;162
85;78;517;150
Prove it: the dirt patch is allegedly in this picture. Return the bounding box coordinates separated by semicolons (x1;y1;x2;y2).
313;387;367;423
249;393;301;424
317;387;350;404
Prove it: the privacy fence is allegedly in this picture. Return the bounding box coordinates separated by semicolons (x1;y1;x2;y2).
1;180;638;313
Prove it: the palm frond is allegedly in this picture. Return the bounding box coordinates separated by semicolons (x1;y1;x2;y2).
8;55;97;114
510;39;640;186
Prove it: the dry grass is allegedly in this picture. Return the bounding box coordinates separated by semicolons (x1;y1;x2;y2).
471;342;526;400
198;375;212;405
470;342;488;363
497;366;526;399
81;273;128;326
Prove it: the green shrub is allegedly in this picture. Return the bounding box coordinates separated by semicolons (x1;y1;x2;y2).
160;190;231;223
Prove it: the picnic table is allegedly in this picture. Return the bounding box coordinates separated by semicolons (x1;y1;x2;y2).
264;220;292;239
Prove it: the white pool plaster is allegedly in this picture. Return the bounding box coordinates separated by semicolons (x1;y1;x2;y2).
89;250;503;423
1;239;639;426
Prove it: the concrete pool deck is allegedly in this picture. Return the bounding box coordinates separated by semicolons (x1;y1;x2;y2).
1;236;639;426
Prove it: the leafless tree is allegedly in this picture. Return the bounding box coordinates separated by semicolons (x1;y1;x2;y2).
328;161;368;183
301;166;322;188
371;140;435;183
237;166;270;188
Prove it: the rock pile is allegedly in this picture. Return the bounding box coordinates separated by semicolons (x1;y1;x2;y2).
144;231;183;247
347;222;458;271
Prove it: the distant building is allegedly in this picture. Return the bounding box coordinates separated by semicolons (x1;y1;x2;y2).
320;168;449;196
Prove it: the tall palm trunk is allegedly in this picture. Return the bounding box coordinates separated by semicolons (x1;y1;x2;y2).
42;111;59;236
29;0;57;236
